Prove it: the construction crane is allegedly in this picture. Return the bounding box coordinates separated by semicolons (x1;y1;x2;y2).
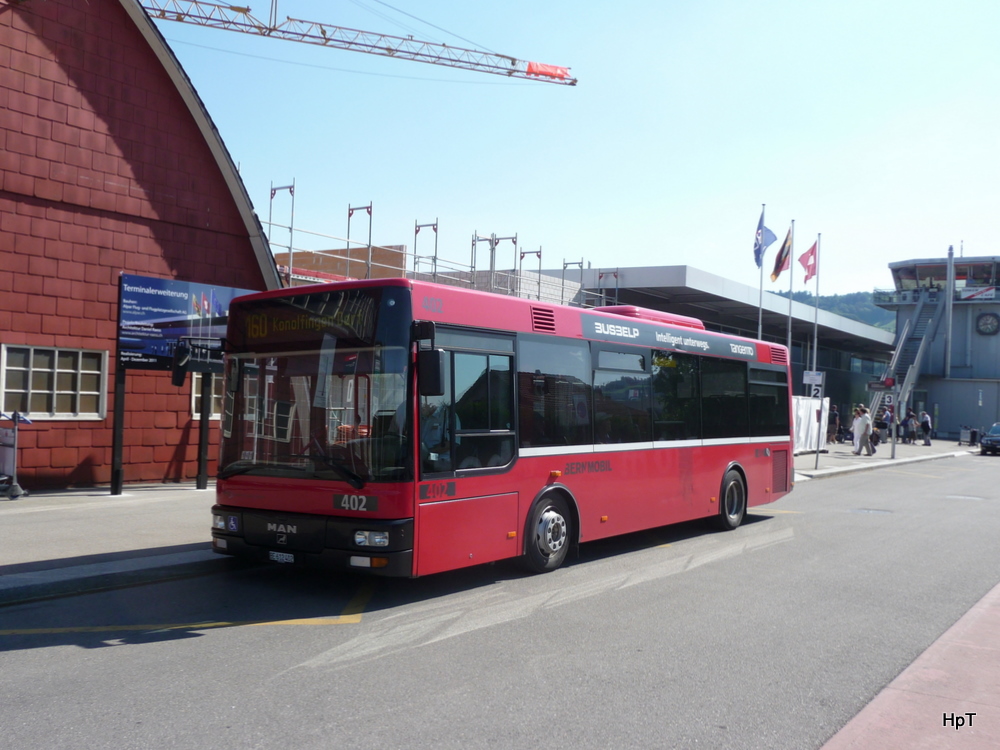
140;0;577;85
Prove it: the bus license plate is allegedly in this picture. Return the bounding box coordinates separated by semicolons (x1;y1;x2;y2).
268;550;295;564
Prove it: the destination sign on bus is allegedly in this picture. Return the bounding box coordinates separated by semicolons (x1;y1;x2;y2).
234;291;379;348
581;312;757;360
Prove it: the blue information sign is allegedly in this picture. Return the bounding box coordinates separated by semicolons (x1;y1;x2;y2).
117;274;257;371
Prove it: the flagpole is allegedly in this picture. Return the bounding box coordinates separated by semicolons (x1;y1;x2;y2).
786;219;794;354
811;234;822;470
757;204;765;339
812;233;820;372
758;263;765;339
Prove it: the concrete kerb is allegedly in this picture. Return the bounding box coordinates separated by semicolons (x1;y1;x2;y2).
795;448;977;481
0;550;243;607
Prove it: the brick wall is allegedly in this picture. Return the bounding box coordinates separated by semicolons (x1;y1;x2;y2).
0;0;270;488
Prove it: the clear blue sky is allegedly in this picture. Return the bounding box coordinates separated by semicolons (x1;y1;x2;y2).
152;0;1000;296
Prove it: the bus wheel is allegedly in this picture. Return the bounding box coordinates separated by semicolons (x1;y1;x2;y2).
715;469;746;531
523;495;572;573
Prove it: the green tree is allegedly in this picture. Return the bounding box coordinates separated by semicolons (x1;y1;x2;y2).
775;291;894;332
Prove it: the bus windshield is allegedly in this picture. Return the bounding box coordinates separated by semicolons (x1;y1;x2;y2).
218;287;411;484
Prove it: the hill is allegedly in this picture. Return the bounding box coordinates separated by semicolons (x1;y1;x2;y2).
775;291;895;332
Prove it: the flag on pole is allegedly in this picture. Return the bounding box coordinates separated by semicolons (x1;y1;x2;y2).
753;209;777;268
770;227;792;281
799;242;818;283
191;294;201;316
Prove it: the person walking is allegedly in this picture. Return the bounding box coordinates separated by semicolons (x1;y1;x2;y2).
905;409;918;444
851;407;862;454
920;411;933;446
859;407;875;455
827;404;840;444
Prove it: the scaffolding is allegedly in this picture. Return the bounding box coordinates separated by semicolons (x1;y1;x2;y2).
263;212;604;307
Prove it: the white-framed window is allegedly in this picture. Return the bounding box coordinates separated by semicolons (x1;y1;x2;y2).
191;372;223;420
1;345;108;420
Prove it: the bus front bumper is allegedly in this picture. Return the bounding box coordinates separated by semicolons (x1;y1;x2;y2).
211;505;414;577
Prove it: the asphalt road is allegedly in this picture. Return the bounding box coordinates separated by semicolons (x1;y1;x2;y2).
1;456;998;749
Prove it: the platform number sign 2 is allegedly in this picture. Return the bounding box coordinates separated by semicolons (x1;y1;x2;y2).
803;370;824;399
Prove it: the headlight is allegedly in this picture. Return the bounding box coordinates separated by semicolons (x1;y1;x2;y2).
354;530;390;547
213;512;240;533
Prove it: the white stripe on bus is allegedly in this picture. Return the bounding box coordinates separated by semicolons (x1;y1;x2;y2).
519;436;789;458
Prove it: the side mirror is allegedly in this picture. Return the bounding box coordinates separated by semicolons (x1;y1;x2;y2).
225;358;242;394
412;320;436;343
171;341;191;387
417;349;446;396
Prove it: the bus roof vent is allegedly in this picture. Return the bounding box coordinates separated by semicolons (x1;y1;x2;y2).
530;306;557;332
769;346;789;365
593;305;705;331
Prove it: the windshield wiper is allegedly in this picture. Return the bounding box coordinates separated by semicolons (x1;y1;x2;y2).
288;453;366;489
217;462;260;479
218;460;311;479
219;455;366;488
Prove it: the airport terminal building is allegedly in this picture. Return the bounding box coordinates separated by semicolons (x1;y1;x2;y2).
874;253;1000;438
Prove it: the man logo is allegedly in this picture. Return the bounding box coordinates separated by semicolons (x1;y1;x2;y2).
267;522;295;545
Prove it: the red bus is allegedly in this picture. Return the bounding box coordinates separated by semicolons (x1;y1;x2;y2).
211;278;793;576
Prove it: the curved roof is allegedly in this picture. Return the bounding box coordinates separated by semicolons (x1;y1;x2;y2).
118;0;282;291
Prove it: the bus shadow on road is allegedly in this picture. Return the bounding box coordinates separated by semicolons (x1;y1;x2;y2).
0;514;783;653
361;512;782;612
561;512;775;566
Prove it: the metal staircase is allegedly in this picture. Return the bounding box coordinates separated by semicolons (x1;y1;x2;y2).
870;290;944;416
896;295;937;374
868;318;910;417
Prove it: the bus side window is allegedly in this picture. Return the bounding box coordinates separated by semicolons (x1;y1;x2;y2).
701;358;749;439
652;351;701;440
749;367;790;436
517;338;592;448
420;354;454;474
454;352;514;469
593;370;651;443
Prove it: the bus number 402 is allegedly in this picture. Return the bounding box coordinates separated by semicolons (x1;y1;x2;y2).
337;494;378;512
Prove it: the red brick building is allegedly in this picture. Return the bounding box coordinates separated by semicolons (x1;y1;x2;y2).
0;0;281;488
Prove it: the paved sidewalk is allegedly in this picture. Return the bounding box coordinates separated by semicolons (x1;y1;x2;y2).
794;434;978;480
0;483;227;605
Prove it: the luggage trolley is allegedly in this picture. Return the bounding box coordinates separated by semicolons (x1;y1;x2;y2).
1;411;30;499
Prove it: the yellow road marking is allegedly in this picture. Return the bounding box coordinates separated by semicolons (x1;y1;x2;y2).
248;615;363;626
0;616;363;636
